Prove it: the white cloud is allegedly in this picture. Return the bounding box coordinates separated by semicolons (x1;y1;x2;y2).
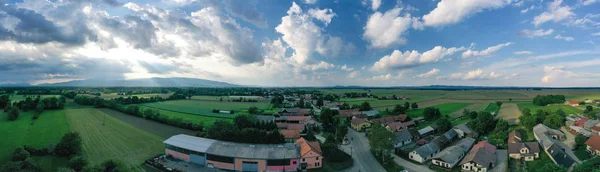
303;61;335;70
519;29;554;38
348;71;360;78
341;65;354;71
460;61;475;68
532;0;575;26
371;46;466;71
593;32;600;36
514;0;524;7
372;74;392;80
304;0;317;4
308;8;336;26
422;0;512;27
371;0;381;11
521;5;535;14
583;0;598;6
363;7;414;49
505;73;519;79
438;69;503;80
415;68;440;78
462;42;513;59
514;51;534;55
554;34;574;41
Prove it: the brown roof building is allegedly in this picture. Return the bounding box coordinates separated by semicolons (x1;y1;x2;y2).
585;135;600;156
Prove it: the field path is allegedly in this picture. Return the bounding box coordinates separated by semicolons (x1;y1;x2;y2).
498;103;522;125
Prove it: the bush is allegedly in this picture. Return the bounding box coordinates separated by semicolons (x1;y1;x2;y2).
55;132;82;157
23;145;49;156
11;147;30;162
7;106;19;121
68;156;88;171
21;158;42;172
91;159;127;172
0;162;21;172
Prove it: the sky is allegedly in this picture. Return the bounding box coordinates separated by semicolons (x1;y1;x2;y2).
0;0;599;87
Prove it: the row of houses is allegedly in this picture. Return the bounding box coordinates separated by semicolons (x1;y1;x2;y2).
408;124;475;163
163;135;323;171
350;114;415;133
566;115;600;137
255;114;315;143
532;124;576;169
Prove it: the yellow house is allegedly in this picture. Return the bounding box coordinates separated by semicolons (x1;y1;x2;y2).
351;118;371;132
585;135;600;156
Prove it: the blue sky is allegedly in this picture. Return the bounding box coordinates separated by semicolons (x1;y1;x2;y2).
0;0;599;86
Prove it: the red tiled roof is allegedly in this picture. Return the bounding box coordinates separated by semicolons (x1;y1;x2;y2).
339;109;361;117
585;135;600;151
575;118;589;126
592;126;600;132
296;137;322;156
280;130;301;139
508;130;522;143
416;139;428;145
471;140;496;154
286;124;306;131
351;118;367;126
569;101;579;105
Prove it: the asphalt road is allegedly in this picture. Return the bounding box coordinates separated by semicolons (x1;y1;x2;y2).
559;127;583;164
392;155;434;172
341;128;387;172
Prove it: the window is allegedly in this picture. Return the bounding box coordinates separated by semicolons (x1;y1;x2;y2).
267;159;290;166
206;154;234;163
316;157;319;160
293;161;297;165
315;162;320;166
302;158;305;162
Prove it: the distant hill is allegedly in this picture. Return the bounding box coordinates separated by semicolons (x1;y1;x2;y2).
36;77;238;87
0;83;32;87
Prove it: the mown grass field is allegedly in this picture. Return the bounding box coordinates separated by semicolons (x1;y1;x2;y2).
517;103;582;114
405;103;472;118
141;100;270;118
139;106;230;125
0;110;70;171
65;108;164;171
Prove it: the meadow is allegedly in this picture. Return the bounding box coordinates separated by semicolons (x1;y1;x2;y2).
65;108;164;171
404;102;473;118
140;100;271;118
517;103;582;114
9;94;61;103
80;93;173;100
0;110;70;171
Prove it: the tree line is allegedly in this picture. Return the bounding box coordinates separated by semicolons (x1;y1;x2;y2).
533;95;566;106
198;115;285;144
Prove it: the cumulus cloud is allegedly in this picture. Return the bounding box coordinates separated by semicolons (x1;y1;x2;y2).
532;0;575;26
592;32;600;36
582;0;599;6
363;7;415;49
415;68;440;78
347;71;359;78
308;8;335;26
371;46;466;71
521;5;535;14
422;0;512;27
505;73;519;79
438;69;503;80
372;73;392;81
303;61;335;70
519;29;554;38
554;34;574;41
514;51;534;55
303;0;317;4
371;0;381;11
341;65;354;71
462;42;513;59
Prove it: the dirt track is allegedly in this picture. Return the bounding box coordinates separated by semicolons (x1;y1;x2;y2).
497;103;522;125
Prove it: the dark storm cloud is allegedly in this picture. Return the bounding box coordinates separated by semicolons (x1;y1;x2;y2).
0;5;91;45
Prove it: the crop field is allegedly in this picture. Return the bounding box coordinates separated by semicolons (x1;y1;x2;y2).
517;103;582;115
0;110;70;171
484;103;501;113
141;100;270;118
98;108;196;138
9;94;61;103
497;103;522;125
404;102;472;118
449;103;487;118
65;108;164;171
140;106;231;124
81;93;173;100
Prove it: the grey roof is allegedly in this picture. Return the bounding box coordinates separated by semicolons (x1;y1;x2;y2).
460;147;496;167
254;115;275;123
413;142;440;157
164;134;216;153
362;110;380;117
547;144;575;168
433;145;467;167
165;134;299;160
443;129;457;140
533;124;561;149
584;120;600;128
455;138;476;151
418;126;435;135
395;129;412;143
454;124;476;135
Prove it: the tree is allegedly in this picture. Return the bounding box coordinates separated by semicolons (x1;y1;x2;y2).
92;159;127;172
468;111;478;119
368;125;394;164
403;102;410;110
248;106;258;114
584;106;594;114
359;101;372;111
423;107;441;120
539;163;567;172
55;132;82;157
3;104;10;112
496;101;503;107
579;101;586;105
319;108;338;130
436;117;452;134
316;97;324;107
509;98;512;102
556;109;566;117
411;102;418;109
392;104;406;114
35;102;44;114
572;157;600;172
7;106;19;121
57;167;76;172
0;162;21;172
21;158;42;172
575;135;588;149
0;95;10;109
543;114;564;129
296;98;305;108
468;111;496;135
533;95;566;106
68;156;88;171
234;115;253;129
11;147;30;162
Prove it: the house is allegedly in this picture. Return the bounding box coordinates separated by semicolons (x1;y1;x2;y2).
453;124;477;138
431;138;475;169
585;135;600;156
508;130;522;143
459;141;497;172
575;118;589;127
361;110;380;118
394;128;420;148
508;131;540;161
594;100;600;103
592;126;600;135
164;134;300;171
442;129;458;144
409;142;440;163
372;114;409;125
567;101;580;107
584;120;600;129
277;108;311;116
416;139;429;146
418;126;435;136
296;137;323;170
569;126;593;137
338;109;362;118
280;130;301;143
385;121;416;132
276;116;312;124
533;124;575;168
351;118;371;132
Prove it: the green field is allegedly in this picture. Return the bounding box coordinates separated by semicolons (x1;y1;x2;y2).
9;94;61;103
141;100;270;118
517;103;582;114
0;110;70;170
140;106;230;125
484;103;501;113
81;93;173;100
405;103;473;117
65;108;164;171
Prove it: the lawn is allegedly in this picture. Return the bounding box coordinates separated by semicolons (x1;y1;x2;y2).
405;103;473;118
524;149;554;172
0;110;70;171
574;147;591;161
517;103;582;115
65;108;164;171
141;100;271;118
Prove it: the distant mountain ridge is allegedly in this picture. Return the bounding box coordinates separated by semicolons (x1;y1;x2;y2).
36;77;238;87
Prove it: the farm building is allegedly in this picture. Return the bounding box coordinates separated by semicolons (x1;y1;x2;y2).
584;119;600;129
409;142;440;163
277;108;310;116
569;126;593;137
361;110;380;118
280;130;301;143
339;109;362;118
585;135;600;156
385;121;415;132
453;124;477;138
567;101;580;107
163;134;302;171
431;138;475;169
418;126;435;136
254;115;275;123
371;114;409;125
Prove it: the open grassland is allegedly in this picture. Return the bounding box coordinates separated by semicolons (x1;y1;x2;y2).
10;94;61;103
98;108;196;139
405;103;472;118
498;103;522;125
449;103;487;118
191;95;270;103
141;100;270;118
517;103;582;114
81;93;173;100
484;103;501;113
323;89;448;102
0;110;70;171
65;108;164;171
